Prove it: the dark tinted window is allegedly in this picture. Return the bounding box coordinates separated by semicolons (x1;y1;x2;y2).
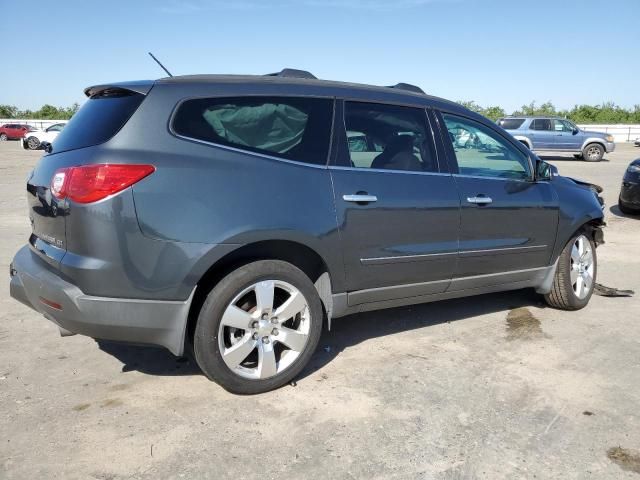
51;90;145;154
497;118;525;130
173;96;333;165
531;119;552;131
342;101;437;172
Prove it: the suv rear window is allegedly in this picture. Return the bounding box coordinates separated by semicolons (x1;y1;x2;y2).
51;90;145;154
497;118;525;130
172;96;333;165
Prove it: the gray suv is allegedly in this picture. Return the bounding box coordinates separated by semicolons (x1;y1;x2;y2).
10;70;605;393
497;116;615;161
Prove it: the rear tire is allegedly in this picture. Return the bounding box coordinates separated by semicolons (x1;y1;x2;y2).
193;260;323;394
545;232;596;310
583;143;604;162
0;133;7;141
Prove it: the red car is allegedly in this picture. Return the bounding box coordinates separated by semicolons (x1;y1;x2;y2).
0;124;35;141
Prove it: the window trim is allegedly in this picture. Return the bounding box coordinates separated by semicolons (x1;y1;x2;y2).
331;98;443;175
168;94;336;168
435;109;534;182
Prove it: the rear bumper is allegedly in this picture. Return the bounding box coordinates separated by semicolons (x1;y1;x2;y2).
9;245;192;355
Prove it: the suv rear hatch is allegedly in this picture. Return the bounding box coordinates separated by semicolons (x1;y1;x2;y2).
26;81;152;267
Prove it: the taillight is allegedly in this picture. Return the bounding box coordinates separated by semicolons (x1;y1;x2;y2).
50;164;155;203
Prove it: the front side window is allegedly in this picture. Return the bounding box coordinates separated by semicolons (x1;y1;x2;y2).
173;96;333;165
442;113;531;180
553;119;575;132
343;101;437;172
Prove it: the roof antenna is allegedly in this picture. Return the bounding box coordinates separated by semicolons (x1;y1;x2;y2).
148;52;173;77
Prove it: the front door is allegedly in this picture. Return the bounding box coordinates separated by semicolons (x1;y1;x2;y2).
437;112;559;288
330;101;460;304
552;119;582;150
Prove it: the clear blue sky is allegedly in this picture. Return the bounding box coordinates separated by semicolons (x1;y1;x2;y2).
1;0;638;112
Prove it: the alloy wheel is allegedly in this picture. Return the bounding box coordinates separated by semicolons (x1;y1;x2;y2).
217;280;311;380
570;235;594;299
586;146;601;160
27;137;40;149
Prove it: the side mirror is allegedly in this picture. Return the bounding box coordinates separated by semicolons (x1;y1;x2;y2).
535;159;557;181
573;127;579;135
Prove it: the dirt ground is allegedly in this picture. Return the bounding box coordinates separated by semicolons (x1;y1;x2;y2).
1;141;639;479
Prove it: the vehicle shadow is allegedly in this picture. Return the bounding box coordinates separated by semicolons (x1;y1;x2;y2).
96;340;201;376
298;288;543;381
609;204;639;219
95;288;543;382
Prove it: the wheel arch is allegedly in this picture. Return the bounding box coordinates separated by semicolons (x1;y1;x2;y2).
185;240;334;347
512;135;532;149
552;215;605;263
581;138;606;151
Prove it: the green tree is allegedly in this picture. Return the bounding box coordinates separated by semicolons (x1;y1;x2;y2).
0;105;18;118
482;106;506;121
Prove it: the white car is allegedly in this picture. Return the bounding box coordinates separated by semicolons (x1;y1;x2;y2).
22;123;66;150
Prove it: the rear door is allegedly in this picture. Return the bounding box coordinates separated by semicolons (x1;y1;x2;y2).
7;124;22;139
435;111;558;286
329;100;460;304
529;118;555;149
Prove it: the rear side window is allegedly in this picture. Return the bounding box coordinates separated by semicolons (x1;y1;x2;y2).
172;96;333;165
530;119;552;131
497;118;525;130
342;101;438;173
51;90;144;154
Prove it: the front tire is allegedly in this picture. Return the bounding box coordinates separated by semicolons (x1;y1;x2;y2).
194;260;323;394
583;143;604;162
545;232;596;310
0;133;7;141
26;136;40;150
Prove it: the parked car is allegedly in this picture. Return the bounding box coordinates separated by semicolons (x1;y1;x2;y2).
22;123;66;150
9;70;606;394
496;116;615;162
0;124;35;141
634;137;640;147
619;158;640;215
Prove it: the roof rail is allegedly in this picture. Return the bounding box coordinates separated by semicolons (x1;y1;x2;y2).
387;82;425;94
265;68;317;79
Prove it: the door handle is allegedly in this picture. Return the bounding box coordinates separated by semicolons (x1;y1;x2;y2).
343;194;378;203
467;196;492;205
